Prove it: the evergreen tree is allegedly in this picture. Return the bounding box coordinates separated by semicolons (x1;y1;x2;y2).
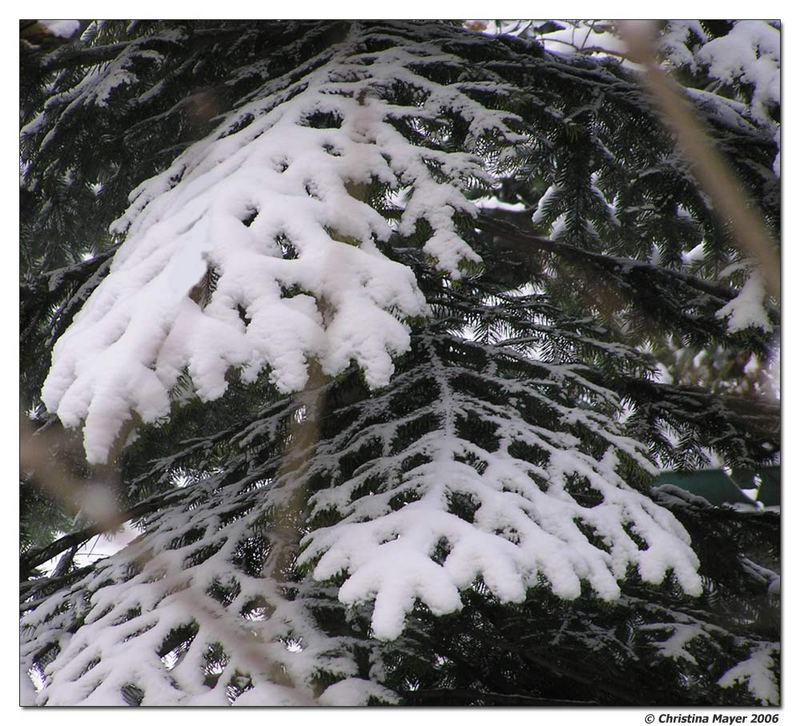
20;20;780;706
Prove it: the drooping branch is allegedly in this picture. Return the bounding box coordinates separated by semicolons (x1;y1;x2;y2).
478;211;747;305
620;377;780;467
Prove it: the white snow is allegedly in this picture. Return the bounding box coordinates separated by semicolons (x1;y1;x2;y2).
41;30;525;463
25;324;710;703
20;468;367;706
659;21;707;72
300;336;702;641
718;644;779;705
696;22;780;124
715;270;773;333
39;20;81;39
640;621;706;665
538;22;628;59
20;664;39;705
474;197;527;213
318;678;398;705
25;19;777;707
661;20;780;172
682;242;706;265
532;184;559;224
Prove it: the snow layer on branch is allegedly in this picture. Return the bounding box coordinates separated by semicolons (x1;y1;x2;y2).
715;270;772;333
20;462;369;706
661;21;780;176
299;335;703;641
22;331;709;704
659;21;708;71
718;644;779;705
318;678;399;706
696;22;780;125
21;31;184;145
41;26;521;463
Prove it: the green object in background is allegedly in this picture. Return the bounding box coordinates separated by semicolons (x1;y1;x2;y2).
655;466;780;507
754;466;781;506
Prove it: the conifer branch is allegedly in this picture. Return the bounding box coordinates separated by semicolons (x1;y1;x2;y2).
478;212;750;305
20;487;186;578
